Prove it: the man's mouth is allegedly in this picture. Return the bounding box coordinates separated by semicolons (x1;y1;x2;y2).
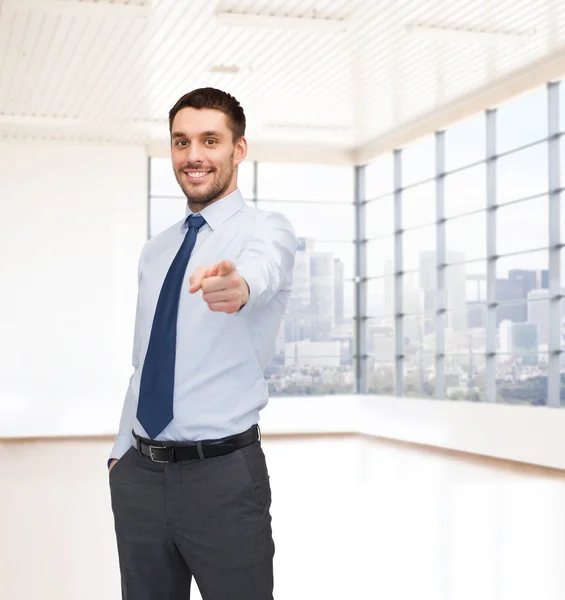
184;170;211;181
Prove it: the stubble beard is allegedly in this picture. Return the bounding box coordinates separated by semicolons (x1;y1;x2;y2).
176;156;236;212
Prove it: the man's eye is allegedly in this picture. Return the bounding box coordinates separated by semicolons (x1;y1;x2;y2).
205;140;217;145
176;140;188;147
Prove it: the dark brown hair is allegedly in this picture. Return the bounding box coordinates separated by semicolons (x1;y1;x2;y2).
168;87;246;141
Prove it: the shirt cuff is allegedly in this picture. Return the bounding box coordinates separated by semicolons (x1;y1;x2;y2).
236;267;262;314
108;434;134;467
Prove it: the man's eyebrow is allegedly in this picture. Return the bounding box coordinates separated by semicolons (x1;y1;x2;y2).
171;130;223;139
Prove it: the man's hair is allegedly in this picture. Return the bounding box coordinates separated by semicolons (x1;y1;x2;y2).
168;87;246;141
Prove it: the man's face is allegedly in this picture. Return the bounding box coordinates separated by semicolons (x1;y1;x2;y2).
171;107;247;207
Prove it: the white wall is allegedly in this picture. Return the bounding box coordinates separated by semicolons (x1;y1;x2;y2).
0;140;147;436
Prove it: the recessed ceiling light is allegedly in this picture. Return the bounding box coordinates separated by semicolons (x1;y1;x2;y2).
215;11;350;33
209;64;240;74
405;23;536;46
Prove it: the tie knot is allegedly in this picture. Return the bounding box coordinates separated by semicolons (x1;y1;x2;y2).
187;214;206;231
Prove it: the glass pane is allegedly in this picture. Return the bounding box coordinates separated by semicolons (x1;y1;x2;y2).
265;352;355;396
445;112;486;171
444;310;487;350
496;197;548;255
496;87;548;153
342;280;355;321
416;251;437;319
366;356;395;396
366;276;395;318
403;313;435;352
495;283;549;341
402;181;435;229
403;224;435;271
257;163;353;202
150;157;181;196
365;153;394;199
496;251;549;296
365;274;424;318
444;163;486;218
496;300;548;348
446;261;487;302
497;143;548;204
365;195;394;239
238;160;255;199
401;135;436;186
366;236;395;277
442;260;469;316
445;212;487;262
257;200;353;241
366;319;394;358
306;240;355;279
149;196;187;237
495;353;548;406
403;271;426;314
403;310;436;396
280;272;354;343
403;337;436;399
444;354;487;402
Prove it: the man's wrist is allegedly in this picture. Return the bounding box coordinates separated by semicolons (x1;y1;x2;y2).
238;275;250;309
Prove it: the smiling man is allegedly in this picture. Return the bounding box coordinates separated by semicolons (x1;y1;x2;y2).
108;88;297;600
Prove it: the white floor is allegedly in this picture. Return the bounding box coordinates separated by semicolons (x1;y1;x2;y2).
2;435;565;599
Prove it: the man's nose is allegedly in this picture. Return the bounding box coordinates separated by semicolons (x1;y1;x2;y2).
186;144;204;163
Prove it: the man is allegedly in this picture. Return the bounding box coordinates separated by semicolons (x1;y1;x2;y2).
108;87;297;600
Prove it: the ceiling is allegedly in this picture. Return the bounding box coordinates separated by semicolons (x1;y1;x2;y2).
1;0;565;164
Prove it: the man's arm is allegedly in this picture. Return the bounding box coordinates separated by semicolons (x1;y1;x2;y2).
236;211;296;313
108;247;146;468
189;212;296;314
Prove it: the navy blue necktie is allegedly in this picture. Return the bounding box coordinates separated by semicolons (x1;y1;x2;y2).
136;214;207;439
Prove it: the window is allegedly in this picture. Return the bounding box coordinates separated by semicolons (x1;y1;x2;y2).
257;162;353;203
150;157;180;196
444;112;486;171
401;135;436;187
365;152;394;199
403;224;436;271
496;87;548;153
496;197;548;255
366;236;395;278
259;200;353;241
402;181;435;229
445;212;487;262
444;163;486;218
497;143;548;204
365;195;394;239
257;163;356;396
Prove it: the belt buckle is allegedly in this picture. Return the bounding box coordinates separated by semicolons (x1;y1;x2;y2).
149;445;170;463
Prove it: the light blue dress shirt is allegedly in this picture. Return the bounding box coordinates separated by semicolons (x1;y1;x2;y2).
109;188;297;461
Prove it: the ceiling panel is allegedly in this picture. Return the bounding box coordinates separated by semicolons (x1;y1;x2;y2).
0;0;564;162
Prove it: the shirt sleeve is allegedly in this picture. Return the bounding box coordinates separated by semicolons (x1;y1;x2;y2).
236;210;297;314
108;246;146;465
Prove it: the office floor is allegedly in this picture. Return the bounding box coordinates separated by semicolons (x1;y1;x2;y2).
2;434;565;599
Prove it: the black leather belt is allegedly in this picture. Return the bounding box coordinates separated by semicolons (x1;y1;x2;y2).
133;425;260;463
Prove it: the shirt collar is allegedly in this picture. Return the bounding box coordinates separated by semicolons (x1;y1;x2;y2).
182;188;245;232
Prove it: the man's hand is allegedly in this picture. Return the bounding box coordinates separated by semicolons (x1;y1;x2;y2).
109;459;118;473
189;259;249;314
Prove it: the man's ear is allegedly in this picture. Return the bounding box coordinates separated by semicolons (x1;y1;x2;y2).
235;136;248;166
